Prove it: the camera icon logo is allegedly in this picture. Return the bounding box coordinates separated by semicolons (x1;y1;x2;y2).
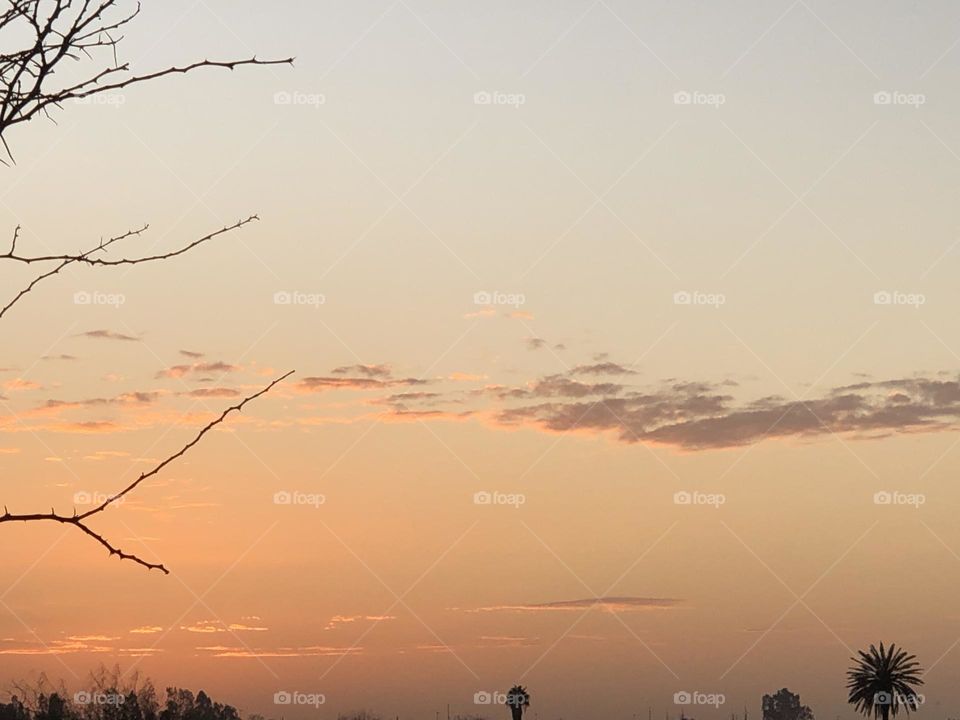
273;291;292;305
74;692;91;705
673;291;692;305
273;491;293;505
873;91;892;105
474;691;492;705
873;291;892;305
873;491;892;505
473;291;492;305
673;491;692;505
273;692;292;705
673;91;692;105
474;91;492;105
273;91;292;105
74;491;92;505
473;491;492;505
674;691;692;705
73;291;92;305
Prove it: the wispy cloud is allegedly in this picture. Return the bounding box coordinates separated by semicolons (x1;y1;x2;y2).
465;597;683;613
297;364;427;393
196;645;361;658
79;330;139;342
156;362;239;379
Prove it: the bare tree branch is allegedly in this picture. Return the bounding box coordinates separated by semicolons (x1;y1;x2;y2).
0;0;295;572
0;370;295;573
0;0;294;159
0;216;261;319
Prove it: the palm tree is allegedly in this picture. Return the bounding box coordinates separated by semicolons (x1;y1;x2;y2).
847;643;924;720
504;685;530;720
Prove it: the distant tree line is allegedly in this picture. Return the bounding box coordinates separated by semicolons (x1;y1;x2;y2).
0;669;242;720
0;669;383;720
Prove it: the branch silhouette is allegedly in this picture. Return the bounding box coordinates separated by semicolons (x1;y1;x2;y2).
0;0;293;160
0;216;261;320
0;0;294;572
0;371;294;573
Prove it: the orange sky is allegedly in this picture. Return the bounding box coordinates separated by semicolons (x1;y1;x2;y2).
4;1;960;718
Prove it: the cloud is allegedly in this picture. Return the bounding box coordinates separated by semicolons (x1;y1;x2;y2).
196;645;361;658
0;638;114;655
478;635;540;647
182;388;241;398
525;337;548;351
3;378;41;392
41;354;77;362
492;374;960;450
331;364;391;378
119;648;164;657
449;372;486;382
83;450;130;461
156;362;239;379
37;391;162;412
570;362;639;376
296;365;427;393
129;626;163;635
485;375;625;400
180;350;204;359
463;308;496;319
325;614;396;631
180;620;268;634
467;597;683;613
79;330;139;342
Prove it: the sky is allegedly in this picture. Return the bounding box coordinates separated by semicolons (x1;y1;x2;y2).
3;0;960;718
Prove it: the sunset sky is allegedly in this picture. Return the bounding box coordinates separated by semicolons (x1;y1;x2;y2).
3;1;960;718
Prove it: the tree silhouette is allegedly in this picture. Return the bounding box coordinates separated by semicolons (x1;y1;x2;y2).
0;0;291;161
0;0;294;572
0;676;248;720
762;688;814;720
504;685;530;720
847;643;924;720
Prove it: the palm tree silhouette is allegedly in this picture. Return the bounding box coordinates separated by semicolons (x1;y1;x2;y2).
847;643;924;720
505;685;530;720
